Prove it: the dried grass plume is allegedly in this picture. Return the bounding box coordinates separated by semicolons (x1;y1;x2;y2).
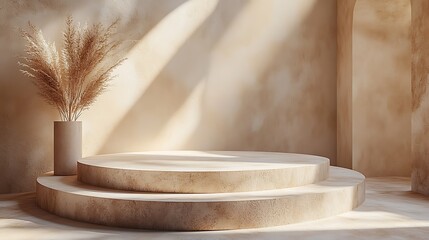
19;16;125;121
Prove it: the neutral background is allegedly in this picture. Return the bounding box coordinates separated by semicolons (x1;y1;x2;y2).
338;0;414;178
0;0;338;193
2;0;424;194
352;0;411;176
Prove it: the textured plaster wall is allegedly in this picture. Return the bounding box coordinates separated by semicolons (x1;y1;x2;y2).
337;0;411;177
352;0;411;177
337;0;356;169
0;0;337;193
411;0;429;195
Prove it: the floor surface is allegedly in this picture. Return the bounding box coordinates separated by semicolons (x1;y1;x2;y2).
1;177;429;240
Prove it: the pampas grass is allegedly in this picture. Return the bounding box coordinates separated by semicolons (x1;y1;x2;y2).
19;16;125;121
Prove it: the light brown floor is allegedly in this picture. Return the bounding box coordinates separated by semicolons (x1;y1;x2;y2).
1;177;428;240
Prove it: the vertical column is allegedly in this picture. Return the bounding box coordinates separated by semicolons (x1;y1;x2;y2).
411;0;429;195
337;0;356;169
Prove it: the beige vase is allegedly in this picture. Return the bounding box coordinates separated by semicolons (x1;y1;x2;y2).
54;121;82;176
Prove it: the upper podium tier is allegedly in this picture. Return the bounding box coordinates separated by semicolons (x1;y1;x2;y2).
77;151;329;193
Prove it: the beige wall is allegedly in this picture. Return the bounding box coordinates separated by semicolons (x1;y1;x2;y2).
352;0;411;177
411;0;429;195
337;0;356;169
337;0;412;177
0;0;337;193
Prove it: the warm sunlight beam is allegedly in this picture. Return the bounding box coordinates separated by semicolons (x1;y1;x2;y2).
147;82;205;150
253;211;429;232
81;0;219;156
147;0;317;149
204;0;316;119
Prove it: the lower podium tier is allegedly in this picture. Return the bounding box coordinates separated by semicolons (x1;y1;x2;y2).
36;167;365;231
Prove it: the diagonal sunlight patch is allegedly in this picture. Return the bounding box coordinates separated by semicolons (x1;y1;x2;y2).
128;0;220;83
81;0;219;156
148;0;318;148
146;81;206;150
204;0;317;120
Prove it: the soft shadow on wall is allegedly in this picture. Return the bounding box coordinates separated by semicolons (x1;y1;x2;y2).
0;0;338;194
0;0;188;193
98;0;338;165
96;0;248;154
185;0;337;160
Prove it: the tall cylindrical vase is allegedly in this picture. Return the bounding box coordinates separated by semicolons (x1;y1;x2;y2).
54;121;82;176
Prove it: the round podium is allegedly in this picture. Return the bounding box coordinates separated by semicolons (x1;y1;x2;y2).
36;151;365;230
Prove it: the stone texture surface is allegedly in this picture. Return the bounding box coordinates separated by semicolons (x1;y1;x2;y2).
36;167;364;231
0;0;338;194
411;0;429;196
78;151;329;193
1;177;428;239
